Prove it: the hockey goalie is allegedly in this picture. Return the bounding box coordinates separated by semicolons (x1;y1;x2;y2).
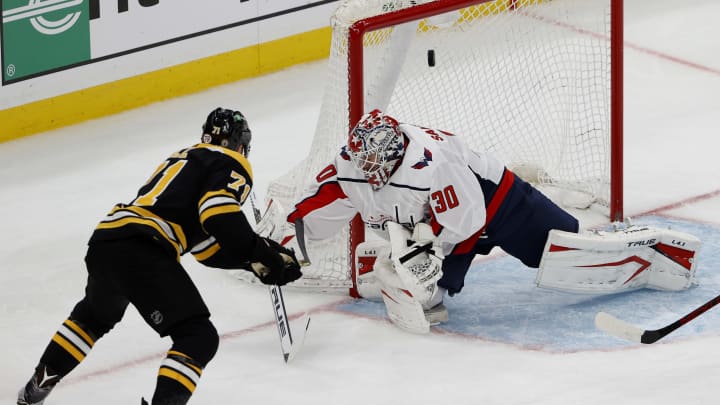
260;109;702;334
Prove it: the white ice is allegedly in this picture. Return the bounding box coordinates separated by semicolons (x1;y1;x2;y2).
3;0;720;404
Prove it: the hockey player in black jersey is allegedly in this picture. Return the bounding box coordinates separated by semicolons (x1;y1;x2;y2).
16;108;302;405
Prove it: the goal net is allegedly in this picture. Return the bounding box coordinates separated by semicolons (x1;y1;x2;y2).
231;0;623;295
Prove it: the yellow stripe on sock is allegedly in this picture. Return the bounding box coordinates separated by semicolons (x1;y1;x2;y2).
158;368;197;393
52;334;85;362
64;319;95;346
167;350;203;375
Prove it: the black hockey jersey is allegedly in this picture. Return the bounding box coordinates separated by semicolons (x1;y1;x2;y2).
90;143;259;269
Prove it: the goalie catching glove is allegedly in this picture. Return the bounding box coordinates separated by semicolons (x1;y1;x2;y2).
363;222;446;334
249;236;302;286
389;222;444;305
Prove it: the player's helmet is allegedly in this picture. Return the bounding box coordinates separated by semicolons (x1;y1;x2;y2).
201;107;252;156
348;109;405;190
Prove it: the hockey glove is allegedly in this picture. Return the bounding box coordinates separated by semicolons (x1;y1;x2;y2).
250;237;302;286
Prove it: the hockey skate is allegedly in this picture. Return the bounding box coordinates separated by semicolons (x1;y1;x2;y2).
423;302;449;325
17;364;60;405
422;286;448;325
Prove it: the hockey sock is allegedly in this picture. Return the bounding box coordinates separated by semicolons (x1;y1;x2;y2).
39;317;97;377
152;351;203;405
151;317;218;405
19;318;97;404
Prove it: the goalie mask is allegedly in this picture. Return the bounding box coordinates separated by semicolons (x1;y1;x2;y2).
202;107;252;157
348;109;405;190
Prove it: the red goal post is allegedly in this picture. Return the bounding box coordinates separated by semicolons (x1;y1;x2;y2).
234;0;624;296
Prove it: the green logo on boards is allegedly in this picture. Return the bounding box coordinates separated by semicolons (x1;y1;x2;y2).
2;0;90;82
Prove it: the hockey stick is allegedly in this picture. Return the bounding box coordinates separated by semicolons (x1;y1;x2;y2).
595;293;720;344
269;283;311;362
249;191;263;224
398;241;434;264
249;192;311;362
293;218;312;266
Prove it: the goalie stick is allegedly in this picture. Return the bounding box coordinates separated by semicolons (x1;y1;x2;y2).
595;293;720;344
249;192;311;363
293;218;312;266
398;241;434;264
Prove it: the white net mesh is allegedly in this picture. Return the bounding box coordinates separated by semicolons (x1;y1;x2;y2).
234;0;616;292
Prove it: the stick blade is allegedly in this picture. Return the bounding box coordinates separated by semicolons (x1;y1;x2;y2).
287;313;311;363
594;311;644;343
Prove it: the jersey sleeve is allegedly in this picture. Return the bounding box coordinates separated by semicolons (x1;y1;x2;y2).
196;155;259;267
192;216;257;269
286;160;358;241
427;160;488;252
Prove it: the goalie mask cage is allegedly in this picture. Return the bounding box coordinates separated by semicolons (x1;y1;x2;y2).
236;0;624;295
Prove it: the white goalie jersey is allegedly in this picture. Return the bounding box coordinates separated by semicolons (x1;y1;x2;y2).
287;123;506;255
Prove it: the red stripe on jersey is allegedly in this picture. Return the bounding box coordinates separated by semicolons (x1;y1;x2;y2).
287;182;348;224
451;170;516;255
451;228;484;255
484;170;515;228
429;209;443;236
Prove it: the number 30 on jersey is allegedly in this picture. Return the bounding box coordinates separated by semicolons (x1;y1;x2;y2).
431;185;459;213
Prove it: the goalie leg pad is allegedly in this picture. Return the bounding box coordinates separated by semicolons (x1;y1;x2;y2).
647;228;701;291
374;255;431;334
537;226;700;294
360;223;448;332
353;240;389;300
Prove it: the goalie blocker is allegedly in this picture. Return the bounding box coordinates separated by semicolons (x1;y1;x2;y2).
537;225;700;294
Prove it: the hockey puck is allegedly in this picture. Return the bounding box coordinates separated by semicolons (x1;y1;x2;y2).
427;49;435;67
